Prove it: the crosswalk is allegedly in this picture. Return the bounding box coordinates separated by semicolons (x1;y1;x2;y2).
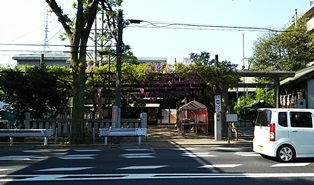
0;147;312;171
0;147;313;182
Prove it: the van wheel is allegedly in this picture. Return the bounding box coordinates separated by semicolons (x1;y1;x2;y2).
276;145;295;162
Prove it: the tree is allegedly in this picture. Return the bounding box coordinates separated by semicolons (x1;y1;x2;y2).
46;0;122;144
0;65;71;122
250;18;314;71
235;18;314;115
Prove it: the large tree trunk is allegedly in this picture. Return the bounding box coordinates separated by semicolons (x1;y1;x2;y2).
70;58;86;144
45;0;112;144
69;32;89;144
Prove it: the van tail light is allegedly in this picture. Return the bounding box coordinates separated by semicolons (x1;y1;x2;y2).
270;123;275;142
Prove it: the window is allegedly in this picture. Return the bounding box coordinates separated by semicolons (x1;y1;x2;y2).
278;112;287;127
255;110;271;127
290;112;313;128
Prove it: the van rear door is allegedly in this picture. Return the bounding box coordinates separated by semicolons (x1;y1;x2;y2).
253;109;272;153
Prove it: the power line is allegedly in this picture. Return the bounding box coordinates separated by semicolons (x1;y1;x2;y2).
127;20;304;33
0;43;94;47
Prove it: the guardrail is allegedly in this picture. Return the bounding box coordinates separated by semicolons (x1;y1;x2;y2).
0;129;54;146
99;128;147;145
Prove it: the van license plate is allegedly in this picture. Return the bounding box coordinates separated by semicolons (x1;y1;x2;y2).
259;146;263;152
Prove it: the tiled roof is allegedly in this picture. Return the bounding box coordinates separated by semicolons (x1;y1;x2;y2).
280;65;314;85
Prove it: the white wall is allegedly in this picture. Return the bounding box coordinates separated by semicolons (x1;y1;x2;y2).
307;79;314;108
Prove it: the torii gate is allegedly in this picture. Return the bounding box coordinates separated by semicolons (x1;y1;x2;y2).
236;70;295;108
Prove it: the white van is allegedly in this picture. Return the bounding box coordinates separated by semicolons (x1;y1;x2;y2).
253;108;314;162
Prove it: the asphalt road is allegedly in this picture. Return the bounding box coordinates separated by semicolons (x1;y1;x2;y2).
1;144;314;185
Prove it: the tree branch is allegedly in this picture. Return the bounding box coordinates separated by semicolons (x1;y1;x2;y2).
85;0;100;35
45;0;72;35
101;1;118;42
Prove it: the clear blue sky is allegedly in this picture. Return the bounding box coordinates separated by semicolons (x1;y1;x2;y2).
0;0;311;68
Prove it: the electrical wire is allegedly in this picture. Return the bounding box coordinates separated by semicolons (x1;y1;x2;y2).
127;20;304;33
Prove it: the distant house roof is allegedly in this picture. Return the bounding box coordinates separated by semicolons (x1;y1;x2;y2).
137;57;167;63
12;53;70;61
280;64;314;85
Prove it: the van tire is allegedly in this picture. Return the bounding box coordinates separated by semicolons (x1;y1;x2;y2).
276;145;295;162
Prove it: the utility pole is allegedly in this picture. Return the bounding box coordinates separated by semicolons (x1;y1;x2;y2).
112;10;123;128
214;54;222;141
294;9;297;28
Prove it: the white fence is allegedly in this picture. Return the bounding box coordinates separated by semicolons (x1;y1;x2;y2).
24;112;148;136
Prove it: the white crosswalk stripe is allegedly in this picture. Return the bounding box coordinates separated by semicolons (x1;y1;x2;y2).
120;153;156;158
234;152;260;157
0;155;37;161
271;163;310;167
58;154;96;160
117;165;167;170
74;149;102;152
199;164;243;168
124;149;151;151
181;152;216;157
37;167;93;172
22;149;51;153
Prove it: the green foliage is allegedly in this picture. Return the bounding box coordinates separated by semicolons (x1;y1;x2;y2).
250;18;314;71
255;88;274;105
234;94;255;113
233;88;274;114
0;65;71;118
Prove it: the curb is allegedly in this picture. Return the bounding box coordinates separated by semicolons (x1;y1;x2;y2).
0;138;253;150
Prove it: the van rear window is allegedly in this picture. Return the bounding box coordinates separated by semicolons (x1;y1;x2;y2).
255;110;271;127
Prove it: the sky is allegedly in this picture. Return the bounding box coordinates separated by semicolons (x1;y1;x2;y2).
0;0;311;68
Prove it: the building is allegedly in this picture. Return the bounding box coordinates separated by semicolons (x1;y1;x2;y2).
12;54;166;67
12;53;70;67
278;2;314;108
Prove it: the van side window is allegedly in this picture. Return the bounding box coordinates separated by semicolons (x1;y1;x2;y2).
278;112;287;127
256;110;271;126
290;112;313;128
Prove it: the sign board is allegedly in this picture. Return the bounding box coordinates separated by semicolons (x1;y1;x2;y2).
226;114;238;122
214;95;221;113
112;105;118;128
214;112;221;141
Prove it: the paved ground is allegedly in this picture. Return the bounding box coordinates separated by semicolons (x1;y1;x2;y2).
0;124;254;149
145;124;253;148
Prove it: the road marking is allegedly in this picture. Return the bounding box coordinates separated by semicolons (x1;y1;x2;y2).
37;167;93;172
58;154;96;160
117;165;168;170
172;148;198;151
74;149;101;152
181;152;216;158
199;164;243;168
0;169;10;171
0;155;37;161
124;149;151;151
271;163;310;167
22;149;51;153
2;173;314;181
234;152;260;157
120;153;155;158
217;147;251;151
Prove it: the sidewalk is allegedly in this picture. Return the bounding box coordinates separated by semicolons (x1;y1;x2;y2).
0;125;253;149
145;125;253;148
